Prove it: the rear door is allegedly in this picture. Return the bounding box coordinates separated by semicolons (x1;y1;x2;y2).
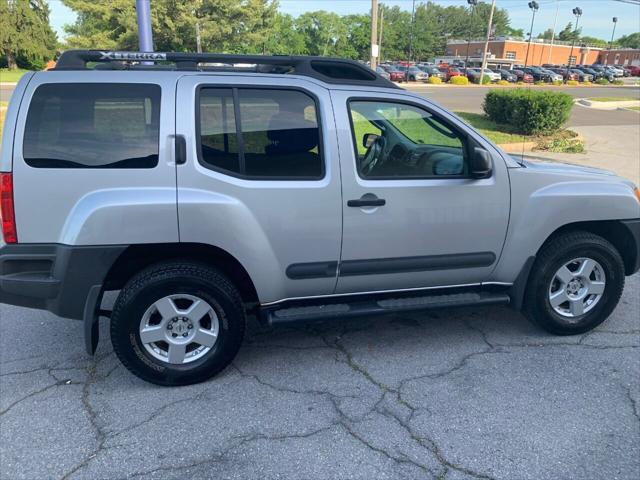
12;71;178;245
175;75;342;304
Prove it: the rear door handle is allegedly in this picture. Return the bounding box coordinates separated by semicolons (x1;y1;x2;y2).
175;134;187;165
347;193;386;208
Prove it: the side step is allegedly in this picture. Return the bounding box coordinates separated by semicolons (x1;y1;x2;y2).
262;291;510;325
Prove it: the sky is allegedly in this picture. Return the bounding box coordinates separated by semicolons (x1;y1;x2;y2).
48;0;640;41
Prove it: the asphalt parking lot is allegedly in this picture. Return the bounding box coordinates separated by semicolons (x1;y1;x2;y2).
1;274;638;479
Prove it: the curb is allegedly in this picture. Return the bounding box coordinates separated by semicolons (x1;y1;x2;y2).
576;98;640;109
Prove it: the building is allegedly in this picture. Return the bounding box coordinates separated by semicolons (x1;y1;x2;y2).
445;37;640;67
598;49;640;66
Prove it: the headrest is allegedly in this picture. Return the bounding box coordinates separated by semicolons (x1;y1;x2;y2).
265;112;319;154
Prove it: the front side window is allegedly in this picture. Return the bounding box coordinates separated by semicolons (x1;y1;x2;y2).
198;88;323;179
348;100;467;179
24;83;160;168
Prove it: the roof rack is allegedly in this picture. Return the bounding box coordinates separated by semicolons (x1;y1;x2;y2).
53;50;400;89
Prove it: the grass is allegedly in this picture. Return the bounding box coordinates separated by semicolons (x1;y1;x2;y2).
627;106;640;111
0;68;30;83
456;111;584;153
454;112;524;145
588;96;637;102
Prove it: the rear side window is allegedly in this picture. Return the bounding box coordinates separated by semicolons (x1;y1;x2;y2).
23;83;161;168
197;88;323;179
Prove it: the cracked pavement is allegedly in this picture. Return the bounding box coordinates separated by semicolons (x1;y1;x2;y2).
1;274;638;480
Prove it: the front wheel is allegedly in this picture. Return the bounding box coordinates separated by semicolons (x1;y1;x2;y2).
110;262;245;386
523;231;625;335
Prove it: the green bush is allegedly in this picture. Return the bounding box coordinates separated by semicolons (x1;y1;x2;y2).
483;88;573;135
449;75;469;85
476;75;492;84
534;80;546;86
612;79;624;86
427;76;442;84
552;80;563;86
567;80;579;86
496;79;510;86
594;78;610;85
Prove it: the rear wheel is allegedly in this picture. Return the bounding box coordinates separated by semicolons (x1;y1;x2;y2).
110;262;245;386
524;231;625;335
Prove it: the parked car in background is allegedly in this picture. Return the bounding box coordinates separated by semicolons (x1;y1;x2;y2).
606;65;625;77
548;68;578;81
376;66;390;80
482;68;501;82
569;68;593;82
510;69;534;83
438;66;463;81
539;68;563;82
616;65;631;77
381;65;405;83
406;66;429;82
587;66;614;81
465;68;481;82
497;69;517;82
624;65;640;76
421;66;446;81
521;67;552;82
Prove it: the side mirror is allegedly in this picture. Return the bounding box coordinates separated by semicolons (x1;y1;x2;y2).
471;147;493;179
362;133;379;149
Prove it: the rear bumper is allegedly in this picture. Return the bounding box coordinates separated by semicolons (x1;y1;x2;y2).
0;244;125;320
621;219;640;275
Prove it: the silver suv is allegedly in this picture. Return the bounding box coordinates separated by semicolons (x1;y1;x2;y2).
1;51;639;386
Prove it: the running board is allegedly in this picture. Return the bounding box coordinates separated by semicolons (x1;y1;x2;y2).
262;291;510;325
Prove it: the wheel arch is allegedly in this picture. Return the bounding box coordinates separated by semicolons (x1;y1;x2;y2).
539;220;638;276
103;243;259;306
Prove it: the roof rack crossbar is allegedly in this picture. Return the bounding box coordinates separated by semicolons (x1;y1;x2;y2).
53;50;399;89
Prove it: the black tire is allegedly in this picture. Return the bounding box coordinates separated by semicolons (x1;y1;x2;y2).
523;231;625;335
110;262;245;386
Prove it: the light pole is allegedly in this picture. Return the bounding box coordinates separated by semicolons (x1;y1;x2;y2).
606;17;618;65
464;0;478;74
565;7;582;83
135;0;154;53
524;1;539;68
407;0;416;80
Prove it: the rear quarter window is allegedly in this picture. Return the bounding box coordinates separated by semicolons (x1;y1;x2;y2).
23;83;161;168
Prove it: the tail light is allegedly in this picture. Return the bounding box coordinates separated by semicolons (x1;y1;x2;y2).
0;173;17;243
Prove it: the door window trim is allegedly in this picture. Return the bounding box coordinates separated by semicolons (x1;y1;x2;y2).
346;96;475;181
195;84;326;181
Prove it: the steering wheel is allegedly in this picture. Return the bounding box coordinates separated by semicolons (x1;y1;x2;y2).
361;136;386;175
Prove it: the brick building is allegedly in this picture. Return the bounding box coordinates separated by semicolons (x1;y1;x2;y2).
445;38;640;67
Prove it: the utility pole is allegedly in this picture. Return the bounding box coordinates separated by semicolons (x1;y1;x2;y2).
370;0;379;69
479;0;496;85
547;0;560;64
378;7;384;64
195;21;202;53
524;1;539;68
408;0;416;64
606;17;618;64
135;0;154;53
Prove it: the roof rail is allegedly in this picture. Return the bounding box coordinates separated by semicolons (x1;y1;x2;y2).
53;50;400;89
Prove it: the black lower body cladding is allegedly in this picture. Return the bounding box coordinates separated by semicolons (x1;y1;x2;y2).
0;244;126;320
621;219;640;274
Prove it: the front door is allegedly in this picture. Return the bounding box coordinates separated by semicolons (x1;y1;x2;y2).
175;75;342;304
331;91;510;294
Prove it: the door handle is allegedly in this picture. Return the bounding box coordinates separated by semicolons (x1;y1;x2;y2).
175;135;187;165
347;193;386;208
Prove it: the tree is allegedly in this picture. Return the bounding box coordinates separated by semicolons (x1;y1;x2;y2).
557;22;581;42
579;36;608;48
0;0;57;70
617;32;640;49
62;0;279;54
538;28;554;40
